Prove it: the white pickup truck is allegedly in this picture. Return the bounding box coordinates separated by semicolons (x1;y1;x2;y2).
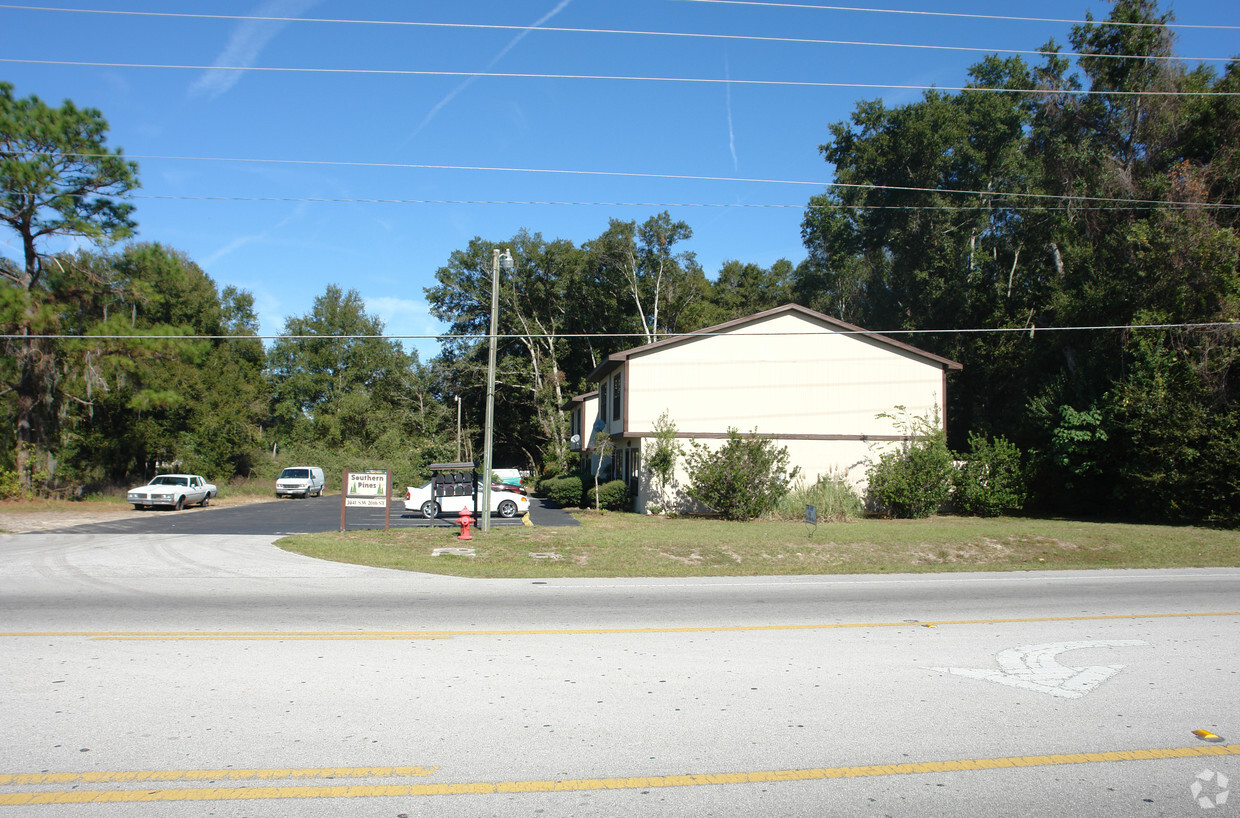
127;474;218;510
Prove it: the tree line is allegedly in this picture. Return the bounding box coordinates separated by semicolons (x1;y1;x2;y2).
797;0;1239;524
2;0;1237;523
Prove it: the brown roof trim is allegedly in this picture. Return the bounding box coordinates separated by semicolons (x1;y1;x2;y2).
560;389;598;411
586;303;962;382
580;431;918;448
621;431;914;441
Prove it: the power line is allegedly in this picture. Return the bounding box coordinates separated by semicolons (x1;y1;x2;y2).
9;154;1240;209
3;58;1237;97
674;0;1240;31
7;1;1236;30
31;153;834;186
0;4;1232;63
5;190;1234;213
6;322;1239;343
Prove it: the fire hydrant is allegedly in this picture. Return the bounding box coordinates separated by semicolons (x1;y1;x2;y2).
456;507;474;540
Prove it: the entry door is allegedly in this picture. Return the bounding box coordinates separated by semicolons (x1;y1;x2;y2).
627;450;640;500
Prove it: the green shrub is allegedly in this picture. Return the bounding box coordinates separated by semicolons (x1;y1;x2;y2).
646;411;682;499
542;475;583;508
1040;403;1111;512
865;409;954;518
585;479;630;512
775;469;863;522
0;468;22;500
684;428;799;521
1097;326;1240;526
953;433;1026;517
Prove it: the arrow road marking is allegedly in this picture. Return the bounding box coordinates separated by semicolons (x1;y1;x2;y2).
933;640;1148;699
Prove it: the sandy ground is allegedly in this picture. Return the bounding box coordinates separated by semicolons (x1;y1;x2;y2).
0;510;137;533
0;494;281;534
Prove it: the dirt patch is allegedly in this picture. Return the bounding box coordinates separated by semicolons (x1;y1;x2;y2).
0;494;277;534
0;510;134;533
658;549;702;565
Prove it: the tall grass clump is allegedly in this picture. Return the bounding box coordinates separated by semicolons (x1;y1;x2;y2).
774;470;863;521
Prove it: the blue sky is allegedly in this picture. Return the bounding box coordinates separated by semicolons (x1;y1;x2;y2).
3;1;1238;359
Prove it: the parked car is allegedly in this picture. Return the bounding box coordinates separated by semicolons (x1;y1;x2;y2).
275;466;325;498
127;474;217;510
404;481;530;519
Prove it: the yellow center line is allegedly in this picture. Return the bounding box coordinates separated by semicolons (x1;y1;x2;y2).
0;766;437;786
2;745;1236;805
0;611;1236;640
99;634;453;641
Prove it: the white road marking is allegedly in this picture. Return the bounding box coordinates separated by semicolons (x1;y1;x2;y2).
932;640;1148;698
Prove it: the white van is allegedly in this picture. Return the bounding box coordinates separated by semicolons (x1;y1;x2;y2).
275;466;325;498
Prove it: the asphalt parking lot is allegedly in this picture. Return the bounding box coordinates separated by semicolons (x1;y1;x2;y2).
40;494;578;535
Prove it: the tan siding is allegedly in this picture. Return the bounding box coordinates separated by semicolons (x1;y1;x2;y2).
627;313;943;438
578;309;956;514
577;394;601;450
636;437;903;512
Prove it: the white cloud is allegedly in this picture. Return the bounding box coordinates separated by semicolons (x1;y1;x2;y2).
725;54;738;171
200;234;260;269
199;206;306;268
189;0;321;100
366;295;436;333
250;287;286;339
405;0;574;142
366;295;446;360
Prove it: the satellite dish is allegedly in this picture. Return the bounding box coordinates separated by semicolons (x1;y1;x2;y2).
570;434;581;445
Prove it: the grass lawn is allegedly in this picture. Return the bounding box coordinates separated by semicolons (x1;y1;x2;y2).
276;512;1240;578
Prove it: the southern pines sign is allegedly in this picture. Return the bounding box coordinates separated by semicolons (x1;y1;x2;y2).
346;470;389;507
340;469;391;531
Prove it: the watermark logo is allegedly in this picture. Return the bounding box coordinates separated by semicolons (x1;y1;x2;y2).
1191;769;1230;809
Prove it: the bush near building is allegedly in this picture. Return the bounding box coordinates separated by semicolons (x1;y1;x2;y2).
586;479;630;512
684;428;799;521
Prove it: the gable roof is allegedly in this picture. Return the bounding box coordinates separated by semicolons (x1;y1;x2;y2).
560;389;598;412
587;303;962;382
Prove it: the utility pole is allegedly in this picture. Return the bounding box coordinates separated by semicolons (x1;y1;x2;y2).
481;247;514;532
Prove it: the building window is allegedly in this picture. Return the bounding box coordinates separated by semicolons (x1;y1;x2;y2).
600;381;609;424
612;371;622;424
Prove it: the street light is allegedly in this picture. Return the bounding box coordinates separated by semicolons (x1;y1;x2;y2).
481;246;514;533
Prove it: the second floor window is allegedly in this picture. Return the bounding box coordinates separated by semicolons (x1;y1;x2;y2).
600;382;609;424
612;372;622;422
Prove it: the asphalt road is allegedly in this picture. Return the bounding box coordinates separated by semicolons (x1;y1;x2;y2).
1;531;1237;816
43;493;578;535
